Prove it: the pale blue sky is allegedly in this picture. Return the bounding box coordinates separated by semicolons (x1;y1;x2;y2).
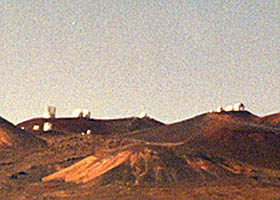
0;0;279;123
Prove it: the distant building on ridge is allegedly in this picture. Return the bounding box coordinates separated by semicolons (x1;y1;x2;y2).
72;108;91;119
216;102;245;113
43;106;56;118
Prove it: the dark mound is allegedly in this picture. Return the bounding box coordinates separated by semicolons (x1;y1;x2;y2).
42;111;280;186
0;116;46;149
17;116;165;136
17;117;108;135
97;116;165;135
123;111;280;168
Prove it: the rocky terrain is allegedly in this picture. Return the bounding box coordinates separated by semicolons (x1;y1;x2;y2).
0;111;280;199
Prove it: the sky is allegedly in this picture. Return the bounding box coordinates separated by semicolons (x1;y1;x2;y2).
0;0;279;124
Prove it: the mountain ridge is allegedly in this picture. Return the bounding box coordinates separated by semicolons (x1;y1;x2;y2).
42;111;280;185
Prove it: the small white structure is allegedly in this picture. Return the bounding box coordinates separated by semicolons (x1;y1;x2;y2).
224;105;234;112
43;122;53;132
83;109;91;118
138;112;148;119
72;108;91;118
33;125;40;131
73;108;83;118
81;130;91;136
43;106;56;118
216;106;223;113
233;102;245;111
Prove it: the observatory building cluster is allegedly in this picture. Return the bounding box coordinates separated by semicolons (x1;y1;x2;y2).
24;103;246;134
27;106;149;134
28;106;92;132
215;102;245;113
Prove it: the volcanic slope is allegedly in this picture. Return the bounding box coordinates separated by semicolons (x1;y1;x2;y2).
122;111;280;168
42;111;280;186
260;112;280;127
0;116;46;149
0;116;164;180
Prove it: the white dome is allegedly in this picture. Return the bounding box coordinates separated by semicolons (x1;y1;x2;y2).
224;105;234;112
72;108;91;118
233;102;245;111
72;108;83;118
138;112;147;118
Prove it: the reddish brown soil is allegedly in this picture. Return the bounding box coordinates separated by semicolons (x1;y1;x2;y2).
0;111;279;200
260;113;280;127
